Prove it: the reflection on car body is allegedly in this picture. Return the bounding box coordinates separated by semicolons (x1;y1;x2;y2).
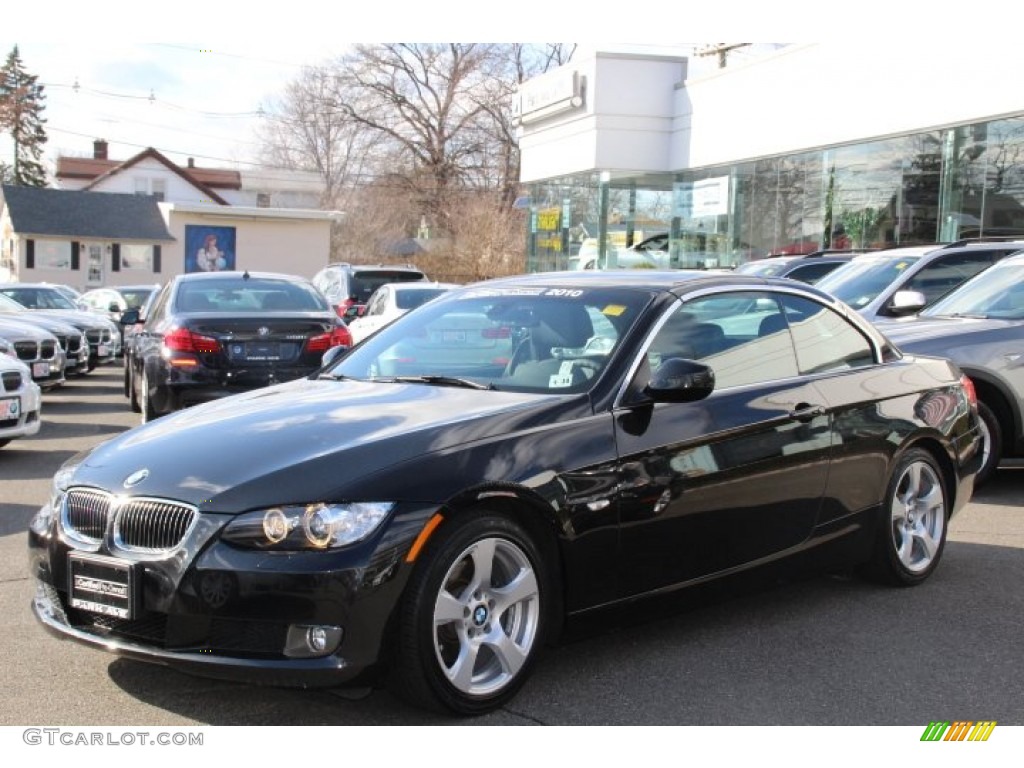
30;270;982;716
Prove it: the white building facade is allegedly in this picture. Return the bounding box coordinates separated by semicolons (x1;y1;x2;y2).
516;43;1024;271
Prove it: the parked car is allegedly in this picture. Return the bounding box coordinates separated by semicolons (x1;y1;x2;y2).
878;251;1024;485
77;284;161;352
122;271;352;421
0;283;119;369
733;251;861;284
347;282;458;344
0;349;43;448
0;294;85;379
813;239;1024;323
312;263;430;317
29;270;981;715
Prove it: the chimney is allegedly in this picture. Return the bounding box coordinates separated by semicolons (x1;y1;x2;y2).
187;158;195;168
93;139;108;160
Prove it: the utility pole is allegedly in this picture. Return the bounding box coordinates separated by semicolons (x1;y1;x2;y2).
694;43;751;69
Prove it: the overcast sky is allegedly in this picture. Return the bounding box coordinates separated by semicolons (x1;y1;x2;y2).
0;1;925;176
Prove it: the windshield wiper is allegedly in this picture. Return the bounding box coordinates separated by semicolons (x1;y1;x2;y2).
937;312;989;319
381;375;495;390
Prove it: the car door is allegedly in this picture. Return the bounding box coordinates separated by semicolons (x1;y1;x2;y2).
613;289;833;596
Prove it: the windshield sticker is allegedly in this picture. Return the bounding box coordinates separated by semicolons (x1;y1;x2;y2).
896;262;910;271
602;304;627;317
549;361;576;388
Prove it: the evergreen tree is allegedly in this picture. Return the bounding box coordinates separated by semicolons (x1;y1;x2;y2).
0;45;48;187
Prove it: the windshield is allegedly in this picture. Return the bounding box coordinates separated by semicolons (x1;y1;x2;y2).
815;255;921;309
0;294;28;314
922;260;1024;320
330;285;651;393
351;271;426;303
734;260;790;277
174;278;328;312
394;287;450;310
0;286;78;310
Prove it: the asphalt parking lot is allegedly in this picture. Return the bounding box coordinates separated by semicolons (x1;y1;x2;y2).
1;365;1022;726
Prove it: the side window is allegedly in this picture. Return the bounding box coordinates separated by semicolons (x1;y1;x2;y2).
145;285;172;326
904;253;993;305
646;292;799;389
779;295;875;373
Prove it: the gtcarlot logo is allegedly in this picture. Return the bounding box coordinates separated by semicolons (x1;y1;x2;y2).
921;721;997;742
22;728;203;747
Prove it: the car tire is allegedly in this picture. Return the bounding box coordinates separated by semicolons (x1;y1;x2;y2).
122;355;131;398
392;512;549;715
865;447;948;587
127;359;141;413
140;369;157;423
0;439;10;449
975;401;1002;487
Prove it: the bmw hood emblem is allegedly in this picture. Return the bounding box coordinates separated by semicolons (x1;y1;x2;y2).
123;469;150;488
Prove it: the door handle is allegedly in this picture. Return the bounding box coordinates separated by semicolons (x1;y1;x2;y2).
789;403;826;423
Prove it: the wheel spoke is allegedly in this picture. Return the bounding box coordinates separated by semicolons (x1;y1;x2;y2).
446;641;480;691
896;529;913;566
434;589;465;625
913;522;940;562
482;627;529;679
492;568;538;617
467;538;496;592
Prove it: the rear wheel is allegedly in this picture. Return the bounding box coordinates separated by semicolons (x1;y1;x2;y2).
975;401;1002;487
139;369;158;423
865;448;948;586
392;512;549;715
127;358;141;413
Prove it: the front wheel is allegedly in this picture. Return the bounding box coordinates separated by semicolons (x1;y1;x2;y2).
865;448;948;586
393;513;549;715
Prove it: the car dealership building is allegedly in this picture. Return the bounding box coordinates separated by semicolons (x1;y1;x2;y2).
515;42;1024;272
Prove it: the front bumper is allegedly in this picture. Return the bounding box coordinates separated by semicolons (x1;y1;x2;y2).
28;500;435;688
0;383;42;441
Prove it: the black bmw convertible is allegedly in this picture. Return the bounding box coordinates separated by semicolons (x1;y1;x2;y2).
29;270;982;715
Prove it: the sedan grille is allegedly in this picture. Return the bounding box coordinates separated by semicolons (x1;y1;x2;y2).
2;371;21;391
40;340;56;359
14;341;37;361
62;489;198;553
66;335;84;354
86;328;112;345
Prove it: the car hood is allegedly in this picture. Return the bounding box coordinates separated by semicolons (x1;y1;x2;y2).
879;315;1013;346
33;309;108;330
0;317;59;341
69;378;582;511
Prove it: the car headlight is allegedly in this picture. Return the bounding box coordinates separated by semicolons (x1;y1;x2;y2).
222;502;395;550
49;460;79;511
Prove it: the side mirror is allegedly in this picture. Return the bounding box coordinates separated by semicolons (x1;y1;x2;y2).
119;309;140;326
645;358;715;403
108;301;121;313
320;344;350;369
343;305;362;321
888;289;927;316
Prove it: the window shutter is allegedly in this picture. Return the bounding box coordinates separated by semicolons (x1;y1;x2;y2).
71;242;80;270
112;243;121;272
26;239;35;269
153;245;162;273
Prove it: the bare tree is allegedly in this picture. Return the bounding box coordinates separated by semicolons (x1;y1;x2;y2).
259;43;576;274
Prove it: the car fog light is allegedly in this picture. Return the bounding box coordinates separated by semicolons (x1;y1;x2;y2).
283;624;343;658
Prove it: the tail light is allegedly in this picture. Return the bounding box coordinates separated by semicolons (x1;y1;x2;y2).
306;326;352;353
482;327;511;339
163;328;222;354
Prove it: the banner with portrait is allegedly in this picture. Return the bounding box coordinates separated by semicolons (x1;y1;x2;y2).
185;225;236;273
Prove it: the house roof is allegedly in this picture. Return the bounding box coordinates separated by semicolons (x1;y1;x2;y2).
1;185;176;242
74;147;232;204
